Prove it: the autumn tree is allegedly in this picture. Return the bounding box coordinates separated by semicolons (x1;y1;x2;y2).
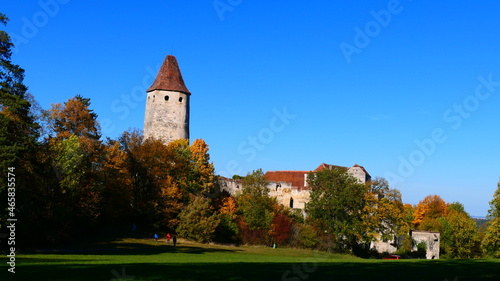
100;140;133;223
306;167;368;252
412;195;448;231
119;130;217;231
44;96;103;225
120;131;183;229
214;196;240;243
270;212;293;246
363;178;407;242
189;139;216;197
482;181;500;257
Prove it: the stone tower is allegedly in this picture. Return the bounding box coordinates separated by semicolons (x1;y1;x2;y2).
143;55;191;143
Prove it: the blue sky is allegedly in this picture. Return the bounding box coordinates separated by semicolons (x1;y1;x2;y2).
3;0;500;216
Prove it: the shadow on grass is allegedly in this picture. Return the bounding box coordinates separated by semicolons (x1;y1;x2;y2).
27;243;241;256
7;259;500;281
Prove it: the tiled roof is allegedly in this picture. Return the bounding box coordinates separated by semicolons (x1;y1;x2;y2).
147;55;191;94
264;171;310;189
314;163;348;172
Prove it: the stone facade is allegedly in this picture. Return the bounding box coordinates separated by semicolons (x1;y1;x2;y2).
144;89;190;143
144;55;190;143
219;163;370;213
412;230;440;259
370;231;441;259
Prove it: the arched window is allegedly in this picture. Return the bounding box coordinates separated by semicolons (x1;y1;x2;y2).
289;197;294;209
179;97;183;102
165;95;169;101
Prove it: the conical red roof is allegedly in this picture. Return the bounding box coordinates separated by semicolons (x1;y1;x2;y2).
147;55;191;94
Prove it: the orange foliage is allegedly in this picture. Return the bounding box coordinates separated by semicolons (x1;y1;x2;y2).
412;195;448;230
220;196;238;220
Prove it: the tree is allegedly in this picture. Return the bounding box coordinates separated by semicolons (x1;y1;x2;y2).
120;130;183;229
482;181;500;257
306;167;368;252
100;140;133;223
270;213;293;246
0;13;40;228
45;96;103;225
176;196;220;243
45;95;101;141
236;169;275;230
439;206;480;259
363;178;407;242
488;181;500;218
412;195;448;231
214;196;239;243
482;218;500;258
236;169;276;244
189;139;216;197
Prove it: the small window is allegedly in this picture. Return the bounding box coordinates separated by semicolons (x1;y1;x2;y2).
290;197;294;209
179;97;183;102
165;95;169;101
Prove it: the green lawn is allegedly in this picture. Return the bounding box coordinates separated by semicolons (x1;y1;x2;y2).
1;238;499;281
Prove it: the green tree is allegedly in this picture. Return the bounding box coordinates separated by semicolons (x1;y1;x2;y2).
439;206;480;259
482;218;500;258
306;167;368;252
236;169;275;230
482;181;500;257
176;196;220;243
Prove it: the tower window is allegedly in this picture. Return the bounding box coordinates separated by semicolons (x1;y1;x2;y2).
179;97;183;102
165;95;169;101
290;197;294;209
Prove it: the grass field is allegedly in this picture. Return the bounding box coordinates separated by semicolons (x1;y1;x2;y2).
1;238;500;281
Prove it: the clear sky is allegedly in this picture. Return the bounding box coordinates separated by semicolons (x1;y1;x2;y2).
3;0;500;216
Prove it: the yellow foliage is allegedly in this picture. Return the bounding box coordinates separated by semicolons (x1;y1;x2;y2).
412;195;448;229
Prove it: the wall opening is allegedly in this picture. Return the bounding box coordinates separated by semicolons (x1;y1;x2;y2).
179;97;183;102
289;197;294;209
165;95;169;101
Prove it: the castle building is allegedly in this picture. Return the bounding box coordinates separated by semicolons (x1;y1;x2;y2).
219;163;371;211
144;55;191;143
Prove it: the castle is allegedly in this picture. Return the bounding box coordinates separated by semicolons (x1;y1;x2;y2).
143;55;439;258
142;54;371;211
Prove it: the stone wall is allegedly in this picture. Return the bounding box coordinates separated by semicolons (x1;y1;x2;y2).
219;178;310;211
412;230;440;259
143;89;190;143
